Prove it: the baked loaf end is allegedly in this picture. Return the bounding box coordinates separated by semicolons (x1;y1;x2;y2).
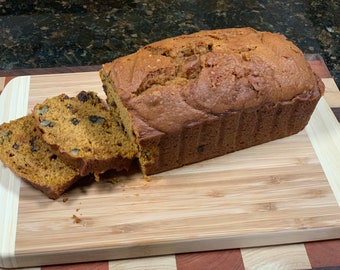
100;27;325;175
33;91;138;176
0;115;80;199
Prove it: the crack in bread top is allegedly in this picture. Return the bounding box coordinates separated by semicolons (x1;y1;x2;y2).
102;28;320;134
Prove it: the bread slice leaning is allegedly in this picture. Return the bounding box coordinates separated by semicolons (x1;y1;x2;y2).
32;91;138;177
0;115;81;199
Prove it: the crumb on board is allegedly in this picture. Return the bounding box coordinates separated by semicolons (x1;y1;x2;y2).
107;177;121;184
72;214;82;224
144;175;151;182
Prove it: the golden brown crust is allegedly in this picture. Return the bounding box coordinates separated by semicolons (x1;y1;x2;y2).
102;28;320;122
101;28;324;175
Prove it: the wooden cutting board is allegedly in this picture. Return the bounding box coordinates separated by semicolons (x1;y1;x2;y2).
1;73;340;269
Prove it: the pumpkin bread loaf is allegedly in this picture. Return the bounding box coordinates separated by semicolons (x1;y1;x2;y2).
0;115;80;199
100;27;325;175
33;91;138;176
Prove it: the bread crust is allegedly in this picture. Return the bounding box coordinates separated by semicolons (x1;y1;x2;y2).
101;28;324;175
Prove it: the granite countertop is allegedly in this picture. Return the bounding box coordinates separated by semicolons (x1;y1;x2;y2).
0;0;339;86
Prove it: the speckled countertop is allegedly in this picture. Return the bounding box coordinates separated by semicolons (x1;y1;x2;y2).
0;0;339;86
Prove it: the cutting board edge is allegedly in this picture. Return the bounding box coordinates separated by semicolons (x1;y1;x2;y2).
4;226;340;269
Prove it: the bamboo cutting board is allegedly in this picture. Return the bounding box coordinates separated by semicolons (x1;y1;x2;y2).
1;73;340;269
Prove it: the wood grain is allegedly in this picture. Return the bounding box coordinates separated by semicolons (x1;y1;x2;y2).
305;239;340;267
1;74;340;268
176;249;245;270
241;244;311;270
305;98;340;205
109;255;176;270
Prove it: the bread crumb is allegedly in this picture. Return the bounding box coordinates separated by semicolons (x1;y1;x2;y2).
94;173;100;182
108;177;120;184
62;197;69;203
144;175;151;182
72;214;82;224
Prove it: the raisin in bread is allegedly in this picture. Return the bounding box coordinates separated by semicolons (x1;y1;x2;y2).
33;91;137;176
0;115;80;199
99;27;325;175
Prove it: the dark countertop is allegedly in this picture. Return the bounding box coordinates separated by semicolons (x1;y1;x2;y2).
0;0;339;86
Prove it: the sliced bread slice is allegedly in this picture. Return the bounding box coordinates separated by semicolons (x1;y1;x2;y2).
0;115;81;199
32;91;138;176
